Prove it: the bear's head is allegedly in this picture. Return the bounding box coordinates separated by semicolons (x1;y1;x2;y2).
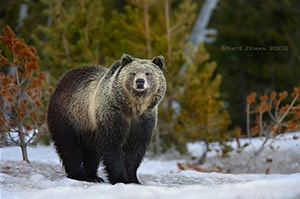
112;54;166;113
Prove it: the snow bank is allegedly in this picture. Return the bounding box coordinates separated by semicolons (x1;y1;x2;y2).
1;145;300;199
31;173;300;199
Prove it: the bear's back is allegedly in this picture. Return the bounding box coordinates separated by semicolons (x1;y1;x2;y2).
48;65;107;132
56;65;106;93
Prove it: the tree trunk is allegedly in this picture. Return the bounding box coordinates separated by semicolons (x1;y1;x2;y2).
154;130;162;155
198;141;208;164
20;143;30;163
164;0;172;64
189;0;220;45
144;1;152;58
18;130;30;163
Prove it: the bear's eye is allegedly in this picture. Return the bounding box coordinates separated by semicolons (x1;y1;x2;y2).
130;72;136;76
145;72;150;76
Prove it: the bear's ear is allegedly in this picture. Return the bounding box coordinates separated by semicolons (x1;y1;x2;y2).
152;56;164;70
121;54;133;66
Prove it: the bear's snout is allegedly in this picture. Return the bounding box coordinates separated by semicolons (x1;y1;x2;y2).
136;78;145;89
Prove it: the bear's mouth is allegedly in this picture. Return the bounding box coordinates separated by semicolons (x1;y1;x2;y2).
136;87;146;91
131;88;148;97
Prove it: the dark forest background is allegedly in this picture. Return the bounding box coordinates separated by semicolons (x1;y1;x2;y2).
1;0;299;154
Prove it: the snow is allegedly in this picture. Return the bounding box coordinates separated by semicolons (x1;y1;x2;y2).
1;134;300;199
229;132;300;152
188;132;300;158
187;132;300;174
30;175;300;199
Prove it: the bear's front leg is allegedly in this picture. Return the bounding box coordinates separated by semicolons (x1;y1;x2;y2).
101;143;128;184
123;111;156;184
123;145;146;184
97;110;129;184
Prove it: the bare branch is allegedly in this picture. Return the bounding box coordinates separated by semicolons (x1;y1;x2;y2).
277;94;299;125
8;132;20;145
25;129;37;145
246;104;255;151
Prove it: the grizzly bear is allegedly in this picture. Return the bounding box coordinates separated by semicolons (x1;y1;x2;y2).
47;54;166;184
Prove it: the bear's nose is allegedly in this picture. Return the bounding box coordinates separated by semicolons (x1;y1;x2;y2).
136;78;145;89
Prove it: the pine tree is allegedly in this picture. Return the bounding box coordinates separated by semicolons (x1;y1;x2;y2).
32;0;107;78
174;44;231;153
0;26;52;162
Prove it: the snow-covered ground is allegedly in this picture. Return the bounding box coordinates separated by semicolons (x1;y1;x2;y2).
1;133;300;199
188;132;300;174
